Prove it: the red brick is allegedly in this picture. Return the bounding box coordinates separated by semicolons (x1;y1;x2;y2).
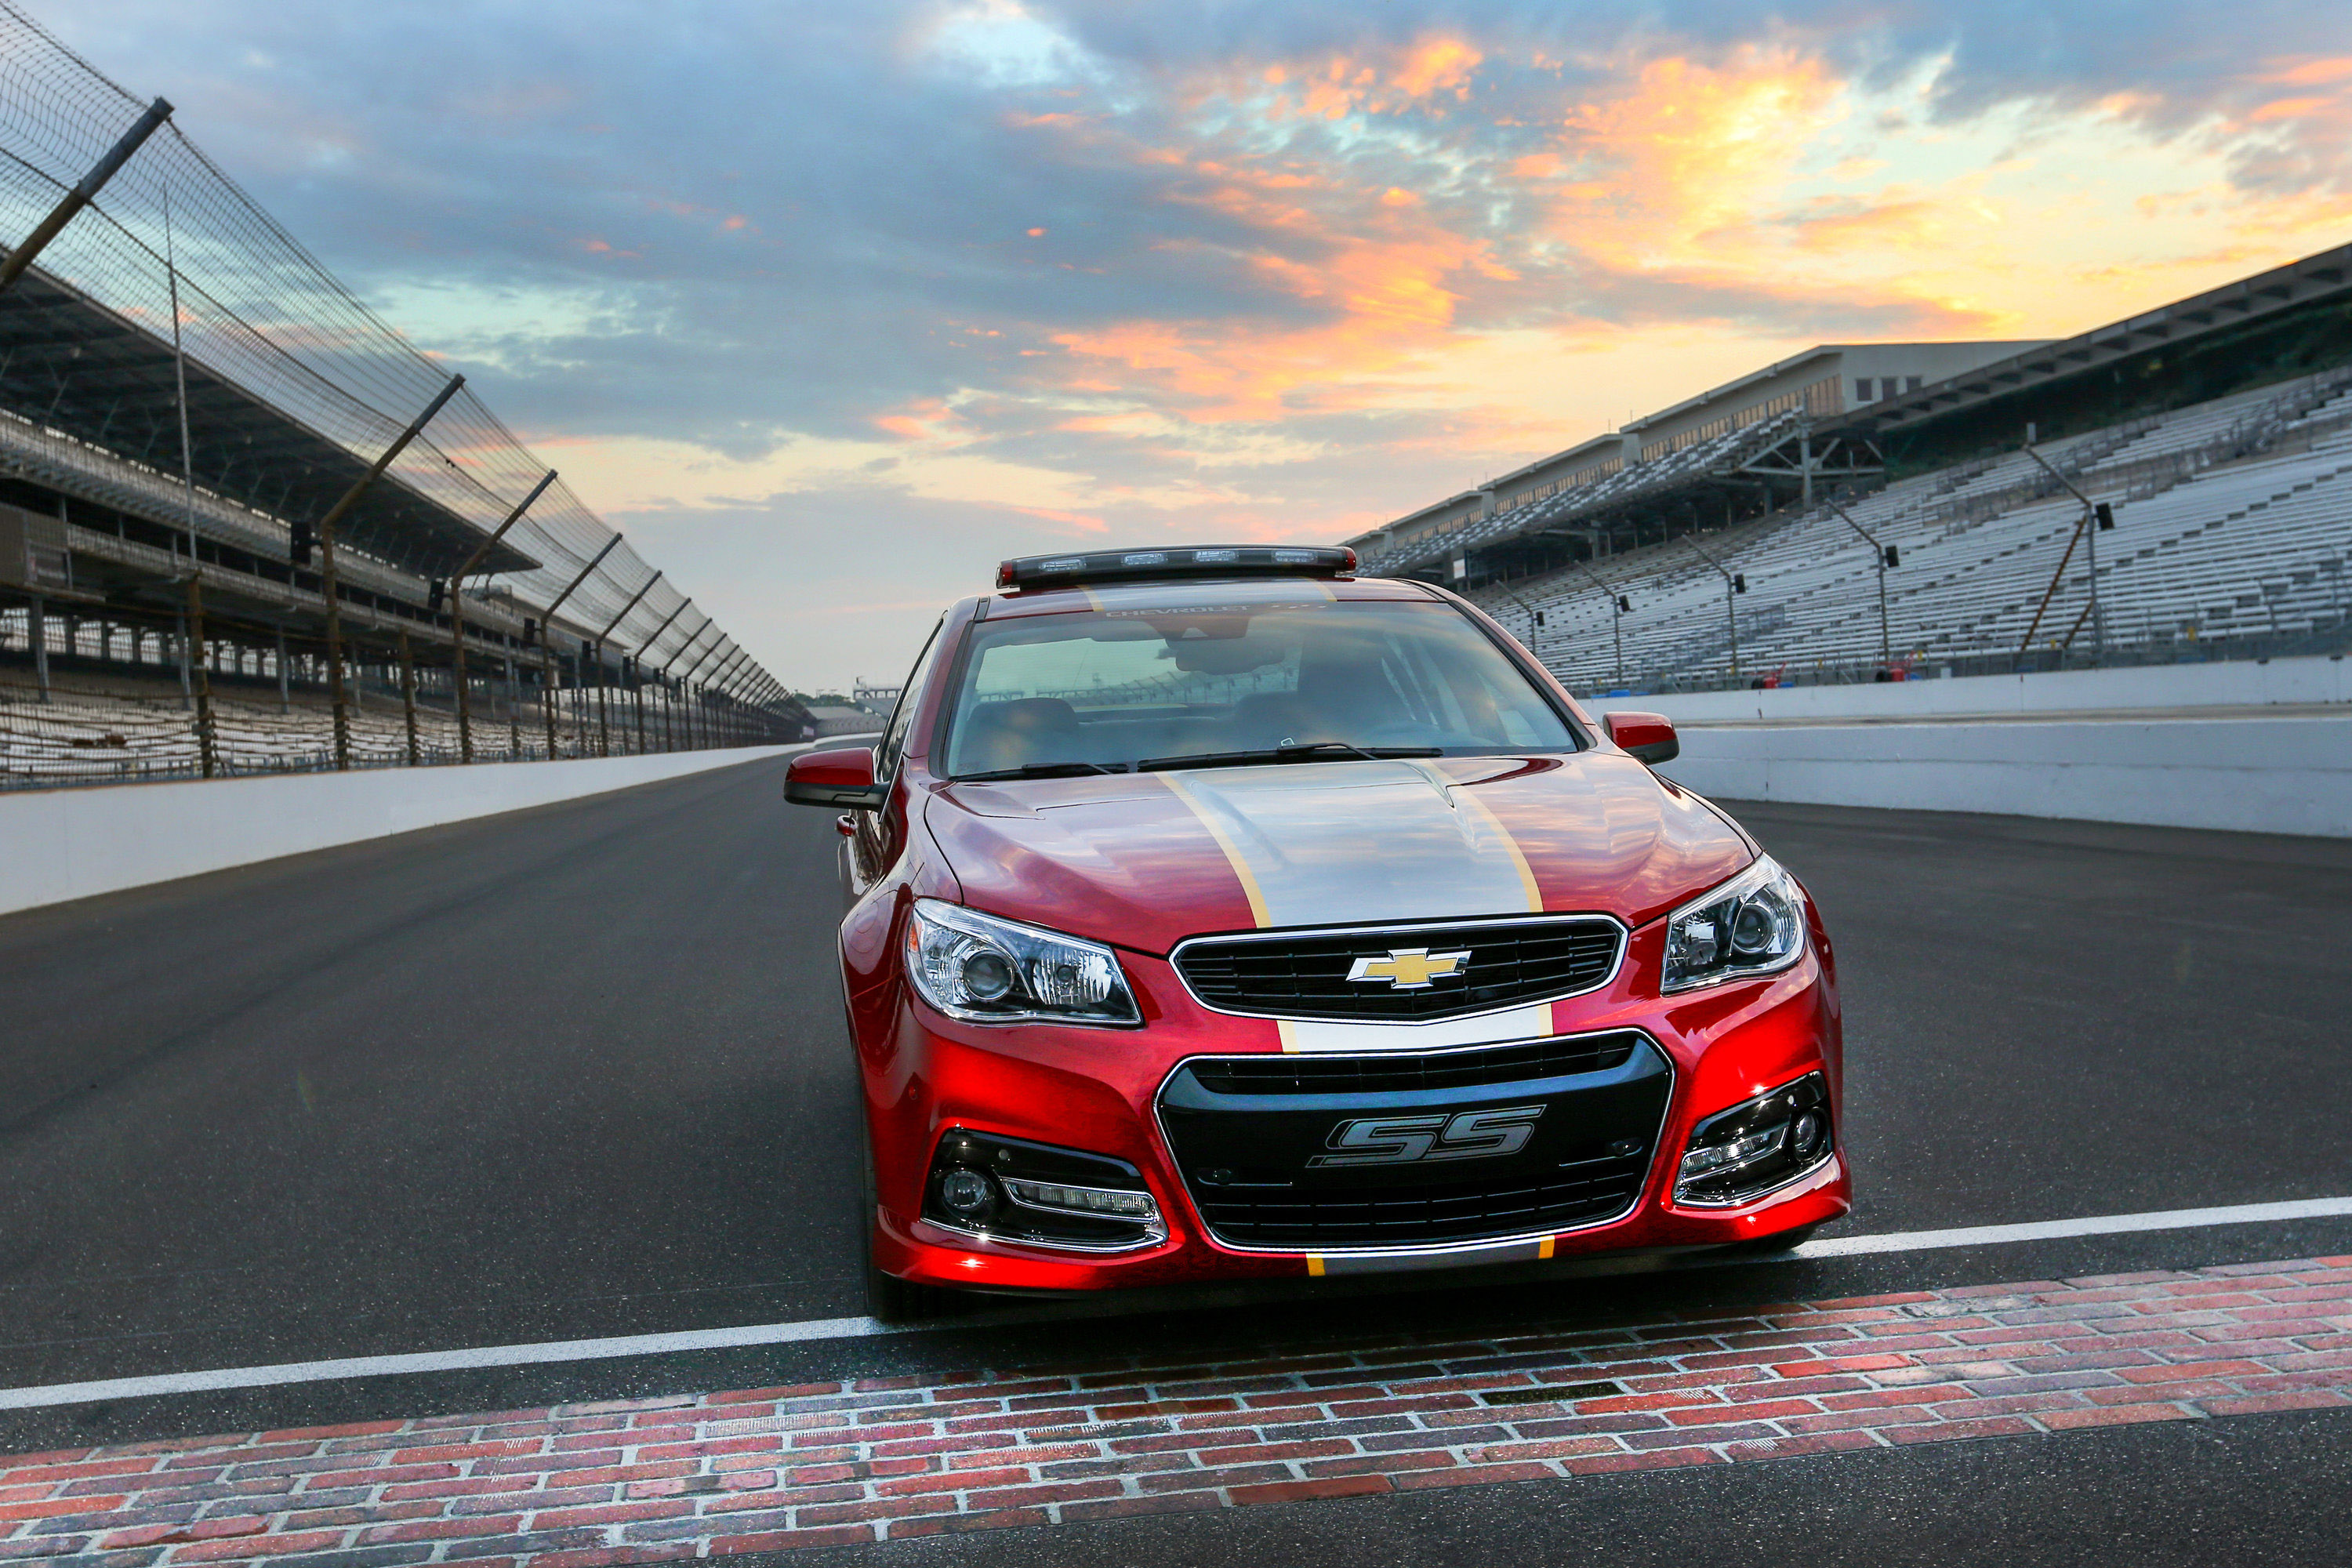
529;1499;699;1530
2115;1359;2267;1384
1058;1492;1225;1522
1562;1446;1725;1475
380;1476;530;1502
1193;1439;1353;1467
1720;1431;1883;1462
1882;1416;2038;1445
2039;1404;2201;1432
875;1465;1031;1497
795;1495;964;1526
166;1527;348;1563
1468;1438;1623;1464
1775;1353;1909;1377
960;1479;1127;1511
1668;1399;1818;1426
0;1456;160;1486
1392;1461;1560;1490
888;1506;1053;1537
1817;1386;1947;1412
1776;1407;1941;1436
1228;1475;1394;1506
1301;1453;1457;1478
0;1493;128;1520
358;1515;528;1545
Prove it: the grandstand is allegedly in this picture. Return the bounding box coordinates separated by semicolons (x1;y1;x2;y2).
1350;245;2352;693
0;2;810;786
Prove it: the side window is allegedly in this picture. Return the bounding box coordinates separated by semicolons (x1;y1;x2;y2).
877;619;946;782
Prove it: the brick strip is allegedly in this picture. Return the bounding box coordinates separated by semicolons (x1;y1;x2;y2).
8;1256;2352;1565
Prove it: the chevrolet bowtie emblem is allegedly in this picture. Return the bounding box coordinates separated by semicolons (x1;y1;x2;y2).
1346;947;1472;989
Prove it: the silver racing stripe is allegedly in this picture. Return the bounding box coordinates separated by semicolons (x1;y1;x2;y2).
1165;760;1541;929
1162;759;1551;1054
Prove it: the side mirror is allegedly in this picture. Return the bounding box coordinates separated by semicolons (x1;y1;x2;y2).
1602;711;1679;766
786;746;887;810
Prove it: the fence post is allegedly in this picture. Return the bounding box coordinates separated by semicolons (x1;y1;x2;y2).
187;577;216;778
27;593;49;702
398;630;419;766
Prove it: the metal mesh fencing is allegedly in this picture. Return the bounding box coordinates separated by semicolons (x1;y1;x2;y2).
0;1;782;693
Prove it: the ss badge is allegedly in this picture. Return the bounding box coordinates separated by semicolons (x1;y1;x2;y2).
1308;1105;1545;1168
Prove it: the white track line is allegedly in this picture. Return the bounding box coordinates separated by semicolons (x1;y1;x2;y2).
7;1194;2351;1413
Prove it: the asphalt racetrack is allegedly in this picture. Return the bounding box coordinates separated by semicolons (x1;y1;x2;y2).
4;755;2350;1563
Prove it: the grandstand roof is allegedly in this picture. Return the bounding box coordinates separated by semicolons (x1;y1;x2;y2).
1837;244;2352;439
0;265;538;579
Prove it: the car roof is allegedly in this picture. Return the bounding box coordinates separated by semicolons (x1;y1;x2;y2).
977;573;1443;622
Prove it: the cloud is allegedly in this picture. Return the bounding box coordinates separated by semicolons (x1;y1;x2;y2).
37;0;2352;689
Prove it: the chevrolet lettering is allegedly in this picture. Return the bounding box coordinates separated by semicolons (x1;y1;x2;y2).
785;543;1849;1318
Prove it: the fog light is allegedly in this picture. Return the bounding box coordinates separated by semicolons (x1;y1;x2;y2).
1675;1073;1833;1207
938;1167;996;1219
1003;1178;1161;1222
1788;1109;1827;1161
920;1129;1166;1250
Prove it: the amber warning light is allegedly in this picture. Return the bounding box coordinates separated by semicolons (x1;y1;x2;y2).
996;544;1359;590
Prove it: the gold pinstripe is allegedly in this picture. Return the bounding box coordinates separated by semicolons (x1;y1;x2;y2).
1158;772;1272;927
1423;763;1543;914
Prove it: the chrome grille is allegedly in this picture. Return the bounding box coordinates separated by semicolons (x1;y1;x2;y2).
1173;916;1623;1022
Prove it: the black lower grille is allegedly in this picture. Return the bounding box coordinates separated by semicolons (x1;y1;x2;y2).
1191;1158;1650;1247
1187;1034;1638;1096
1174;916;1623;1022
1160;1033;1671;1250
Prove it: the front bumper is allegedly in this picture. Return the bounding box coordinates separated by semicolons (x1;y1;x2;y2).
858;924;1848;1293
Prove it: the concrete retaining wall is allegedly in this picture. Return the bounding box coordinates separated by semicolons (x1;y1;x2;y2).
1622;653;2349;725
1654;715;2352;837
0;746;818;917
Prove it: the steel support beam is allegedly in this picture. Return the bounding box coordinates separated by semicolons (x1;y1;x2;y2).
0;98;174;296
451;467;557;762
313;373;465;769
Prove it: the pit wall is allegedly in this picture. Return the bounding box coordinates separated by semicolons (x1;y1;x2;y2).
1609;657;2350;837
0;744;822;918
1613;652;2348;725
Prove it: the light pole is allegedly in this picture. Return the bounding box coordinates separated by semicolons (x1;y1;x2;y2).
1570;560;1629;690
2023;444;2107;664
1826;500;1898;670
1683;537;1745;685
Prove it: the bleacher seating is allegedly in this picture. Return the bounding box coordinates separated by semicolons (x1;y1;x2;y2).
1472;372;2352;691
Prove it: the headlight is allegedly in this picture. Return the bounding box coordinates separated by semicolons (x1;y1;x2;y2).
1660;855;1807;993
905;898;1141;1025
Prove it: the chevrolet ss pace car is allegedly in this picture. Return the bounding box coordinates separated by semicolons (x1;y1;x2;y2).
786;546;1846;1318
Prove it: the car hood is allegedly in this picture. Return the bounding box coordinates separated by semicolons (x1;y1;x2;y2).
924;754;1752;955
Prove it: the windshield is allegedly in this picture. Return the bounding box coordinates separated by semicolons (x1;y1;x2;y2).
941;597;1579;779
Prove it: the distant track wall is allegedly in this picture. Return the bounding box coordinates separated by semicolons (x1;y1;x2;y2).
0;742;847;916
1652;715;2351;837
1617;652;2349;725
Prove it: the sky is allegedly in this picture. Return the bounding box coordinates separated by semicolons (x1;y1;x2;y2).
49;1;2352;693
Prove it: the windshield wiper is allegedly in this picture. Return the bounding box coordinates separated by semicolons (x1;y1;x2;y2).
1135;742;1442;772
956;760;1132;782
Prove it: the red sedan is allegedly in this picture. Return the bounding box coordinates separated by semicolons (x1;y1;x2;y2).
786;546;1847;1318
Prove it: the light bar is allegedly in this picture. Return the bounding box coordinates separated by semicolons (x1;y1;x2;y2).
996;544;1358;590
